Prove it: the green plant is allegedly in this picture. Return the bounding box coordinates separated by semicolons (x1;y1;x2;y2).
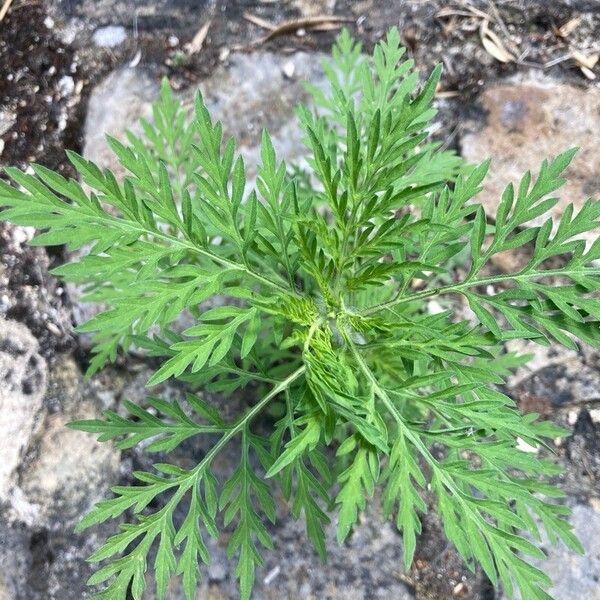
1;28;597;600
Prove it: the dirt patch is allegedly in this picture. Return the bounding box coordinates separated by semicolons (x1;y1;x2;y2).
3;0;599;172
0;2;84;173
0;222;75;357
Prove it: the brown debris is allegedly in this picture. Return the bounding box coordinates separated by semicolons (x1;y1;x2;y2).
186;19;212;55
480;18;515;63
244;14;354;47
556;17;582;38
0;0;14;22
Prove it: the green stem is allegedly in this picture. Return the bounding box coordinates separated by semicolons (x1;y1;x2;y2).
347;337;519;545
109;367;306;578
360;267;600;316
189;365;306;479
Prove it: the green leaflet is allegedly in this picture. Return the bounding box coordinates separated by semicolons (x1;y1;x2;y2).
266;415;321;477
0;26;594;600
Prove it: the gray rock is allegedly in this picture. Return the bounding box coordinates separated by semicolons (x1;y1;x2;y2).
199;51;327;181
514;350;600;406
18;357;121;528
0;526;32;600
0;107;13;157
91;25;127;47
502;503;600;600
145;500;415;600
52;0;213;32
505;338;580;390
292;0;336;16
566;409;600;488
19;407;120;527
0;512;117;600
82;66;159;179
0;318;46;499
0;357;130;599
82;51;326;181
247;506;415;600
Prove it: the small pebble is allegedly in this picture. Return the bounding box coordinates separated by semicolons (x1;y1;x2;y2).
58;114;68;131
129;50;142;68
46;322;62;336
92;25;127;48
263;565;280;585
11;226;35;245
207;562;227;582
58;75;75;97
43;16;55;29
282;60;296;79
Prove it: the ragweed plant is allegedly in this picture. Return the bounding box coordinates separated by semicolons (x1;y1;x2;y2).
1;28;596;600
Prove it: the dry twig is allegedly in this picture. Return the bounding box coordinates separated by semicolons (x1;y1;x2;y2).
187;20;212;55
556;17;582;38
437;3;518;64
0;0;14;22
571;49;599;79
244;14;353;47
479;19;515;63
485;0;519;55
243;12;276;31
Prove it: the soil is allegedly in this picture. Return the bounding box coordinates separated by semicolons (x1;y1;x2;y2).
2;0;599;172
0;2;86;174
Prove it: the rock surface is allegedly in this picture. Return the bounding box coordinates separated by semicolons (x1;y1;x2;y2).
461;77;600;236
0;354;122;599
565;409;600;495
147;502;416;600
0;318;47;499
199;51;326;181
91;24;127;48
82;51;326;181
82;67;160;178
502;503;600;600
18;357;121;528
54;0;212;31
0;339;96;599
0;511;118;600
